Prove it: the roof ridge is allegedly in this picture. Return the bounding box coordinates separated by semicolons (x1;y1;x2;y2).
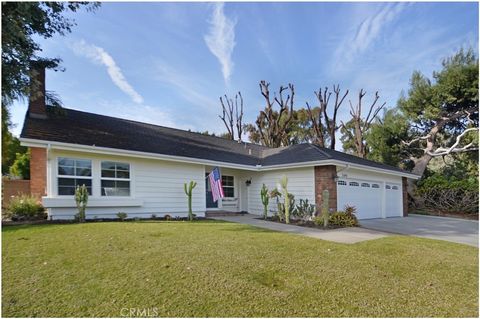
310;144;333;159
52;106;271;150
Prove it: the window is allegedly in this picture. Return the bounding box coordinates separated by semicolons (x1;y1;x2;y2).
337;180;347;185
349;182;359;187
101;161;130;196
361;183;370;187
57;157;92;195
222;175;234;198
386;185;391;189
392;185;399;190
371;184;380;188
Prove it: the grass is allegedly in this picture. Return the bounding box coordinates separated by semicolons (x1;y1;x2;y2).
2;220;478;317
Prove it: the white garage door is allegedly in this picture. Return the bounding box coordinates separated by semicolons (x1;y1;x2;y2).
337;179;383;219
385;183;402;217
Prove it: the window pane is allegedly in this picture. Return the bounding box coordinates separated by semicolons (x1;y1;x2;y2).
76;160;91;168
58;178;75;186
116;188;130;196
116;181;130;188
76;179;92;187
58;186;75;195
116;163;129;171
223;187;234;197
58;158;74;166
102;162;116;170
58;166;74;176
116;170;130;179
76;167;92;176
101;180;115;188
222;175;234;186
101;169;115;178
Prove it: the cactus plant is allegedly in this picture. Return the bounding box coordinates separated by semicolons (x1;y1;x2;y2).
184;181;197;221
279;175;291;224
74;184;89;222
321;189;329;228
260;184;269;219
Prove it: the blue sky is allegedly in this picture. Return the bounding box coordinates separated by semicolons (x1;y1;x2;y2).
11;1;478;149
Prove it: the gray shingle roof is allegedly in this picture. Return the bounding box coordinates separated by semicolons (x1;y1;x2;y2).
21;107;414;175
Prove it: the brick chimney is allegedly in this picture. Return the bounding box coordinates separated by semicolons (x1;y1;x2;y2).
28;63;47;119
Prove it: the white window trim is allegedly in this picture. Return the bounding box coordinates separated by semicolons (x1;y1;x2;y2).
56;157;93;197
100;161;132;197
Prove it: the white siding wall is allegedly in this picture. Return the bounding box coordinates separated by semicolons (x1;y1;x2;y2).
247;167;315;216
45;149;206;219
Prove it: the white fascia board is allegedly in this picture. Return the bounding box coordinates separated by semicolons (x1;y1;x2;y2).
21;138;420;179
20;138;259;171
259;160;420;179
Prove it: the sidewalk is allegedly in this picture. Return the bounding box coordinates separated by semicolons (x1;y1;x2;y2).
210;214;389;244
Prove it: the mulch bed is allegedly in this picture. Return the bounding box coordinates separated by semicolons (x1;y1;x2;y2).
256;217;352;229
2;217;208;226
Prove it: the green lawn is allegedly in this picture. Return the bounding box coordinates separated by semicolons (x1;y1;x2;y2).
2;221;478;317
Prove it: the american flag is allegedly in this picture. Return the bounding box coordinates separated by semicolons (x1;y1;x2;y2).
208;167;224;202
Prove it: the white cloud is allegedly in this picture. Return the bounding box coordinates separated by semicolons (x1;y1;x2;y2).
204;2;236;83
72;40;144;104
335;3;406;66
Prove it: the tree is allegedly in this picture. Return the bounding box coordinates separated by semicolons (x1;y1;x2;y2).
2;2;99;105
365;108;411;168
399;49;479;196
219;92;244;141
2;105;27;174
2;2;99;175
340;89;386;158
306;85;348;148
247;81;295;147
9;151;31;179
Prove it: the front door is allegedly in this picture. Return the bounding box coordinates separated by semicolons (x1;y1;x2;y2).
206;173;218;208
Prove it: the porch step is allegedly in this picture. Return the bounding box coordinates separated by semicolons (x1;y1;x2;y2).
205;211;247;218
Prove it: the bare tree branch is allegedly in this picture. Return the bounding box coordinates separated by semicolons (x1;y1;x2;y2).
427;127;479;156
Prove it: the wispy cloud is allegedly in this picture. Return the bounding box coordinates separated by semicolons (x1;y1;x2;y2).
204;2;236;83
335;3;406;66
72;40;144;104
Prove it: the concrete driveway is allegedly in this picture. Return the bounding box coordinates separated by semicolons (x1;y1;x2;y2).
360;214;478;247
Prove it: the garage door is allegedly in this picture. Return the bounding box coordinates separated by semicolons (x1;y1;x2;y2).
337;179;383;219
385;183;402;217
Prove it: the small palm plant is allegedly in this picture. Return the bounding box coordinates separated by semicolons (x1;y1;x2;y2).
74;184;88;222
184;181;197;221
260;184;269;220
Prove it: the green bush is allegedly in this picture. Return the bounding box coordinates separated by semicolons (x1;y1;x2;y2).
117;212;128;221
328;211;358;227
7;195;45;220
9;151;30;179
292;199;316;221
417;174;478;213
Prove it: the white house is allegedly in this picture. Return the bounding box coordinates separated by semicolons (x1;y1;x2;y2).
20;66;419;220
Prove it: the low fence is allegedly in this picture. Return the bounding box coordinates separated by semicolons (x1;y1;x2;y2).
2;179;31;209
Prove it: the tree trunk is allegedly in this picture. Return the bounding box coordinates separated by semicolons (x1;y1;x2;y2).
407;153;433;208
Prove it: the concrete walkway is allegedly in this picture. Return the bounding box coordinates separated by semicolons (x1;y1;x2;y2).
360;214;479;247
211;214;389;244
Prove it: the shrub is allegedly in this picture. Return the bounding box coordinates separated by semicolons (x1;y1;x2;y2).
292;199;316;221
329;210;358;227
117;212;128;221
417;174;478;213
7;195;45;220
